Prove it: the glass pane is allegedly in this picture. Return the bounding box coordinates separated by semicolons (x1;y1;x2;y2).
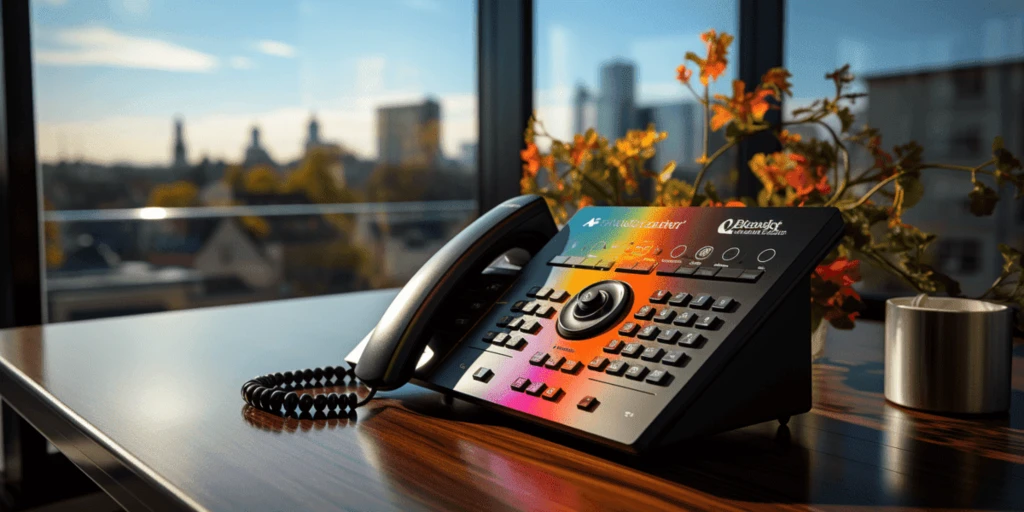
533;0;739;199
786;0;1024;297
32;0;478;322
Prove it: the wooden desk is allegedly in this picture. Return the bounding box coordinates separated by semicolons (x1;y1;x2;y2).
0;290;1021;511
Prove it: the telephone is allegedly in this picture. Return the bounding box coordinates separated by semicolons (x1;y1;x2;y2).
346;195;845;452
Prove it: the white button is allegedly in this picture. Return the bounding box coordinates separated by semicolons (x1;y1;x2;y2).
695;246;714;260
669;244;688;258
722;247;740;261
757;248;776;263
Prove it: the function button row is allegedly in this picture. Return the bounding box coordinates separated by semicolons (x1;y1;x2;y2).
531;351;582;374
495;317;542;334
655;264;764;283
589;358;673;386
483;331;528;350
510;379;564;400
646;292;737;312
615;260;657;275
615;323;708;348
548;255;614;271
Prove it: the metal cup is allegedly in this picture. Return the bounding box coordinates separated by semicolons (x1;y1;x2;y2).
885;295;1013;414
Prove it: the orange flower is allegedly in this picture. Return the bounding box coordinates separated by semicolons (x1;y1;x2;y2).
816;258;861;288
684;29;734;86
578;195;594;208
778;129;801;145
520;142;553;177
676;65;692;84
711;80;772;131
749;151;830;201
569;134;593;167
761;67;793;97
705;200;746;207
783;154;831;197
815;258;863;325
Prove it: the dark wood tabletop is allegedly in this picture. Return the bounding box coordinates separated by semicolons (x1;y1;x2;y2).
0;289;1021;511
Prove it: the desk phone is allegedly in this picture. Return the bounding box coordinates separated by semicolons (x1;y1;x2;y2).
346;195;844;452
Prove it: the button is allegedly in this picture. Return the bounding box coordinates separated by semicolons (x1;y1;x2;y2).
520;319;542;334
593;259;614;270
483;331;498;342
587;356;610;371
544;355;566;370
634;305;655;320
511;377;531;392
694;267;719;278
565;256;586;266
511;300;528;312
653;308;676;323
535;305;557;318
690;294;714;309
646;369;672;386
576;290;608;315
577;395;599;411
633;261;656;274
541;386;563;401
640;346;665;362
621;342;644;358
674;265;697;276
679;332;706;347
715;267;744;280
606;360;629;376
526;381;547;396
561;359;582;374
757;248;776;263
695;315;720;330
490;332;510;346
473;367;494;382
549;290;570;302
496;315;513;328
579;257;601;269
656;328;681;344
505;336;527;350
721;247;740;261
624;365;649;380
614;261;637;272
656;262;681;275
673;311;697;327
521;301;540;315
603;339;625;354
738;269;764;282
661;351;689;367
712;297;736;312
508;317;525;330
618;322;640;337
548;255;569;266
649;290;671;303
695;246;714;260
668;292;691;307
669;244;688;258
529;286;553;299
529;351;549;366
637;325;660;340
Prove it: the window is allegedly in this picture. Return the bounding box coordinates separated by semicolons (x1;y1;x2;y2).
786;0;1024;296
32;0;478;322
533;0;739;193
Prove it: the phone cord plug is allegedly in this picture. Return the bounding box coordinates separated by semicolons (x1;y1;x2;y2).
239;363;378;418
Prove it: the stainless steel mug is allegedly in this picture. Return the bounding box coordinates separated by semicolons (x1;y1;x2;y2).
885;296;1013;414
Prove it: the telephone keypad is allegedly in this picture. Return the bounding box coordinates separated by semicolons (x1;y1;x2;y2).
640;346;665;362
527;286;553;299
605;360;629;376
525;381;547;396
535;305;557;318
661;351;689;367
490;332;510;346
649;290;670;303
541;387;563;401
587;356;610;371
510;377;531;392
507;317;525;330
618;322;640;337
624;365;649;380
695;315;720;330
621;343;644;358
483;331;498;342
679;332;706;347
520;319;542;334
603;339;624;354
653;308;676;323
496;315;513;328
673;311;697;327
637;325;660;340
645;369;672;386
511;300;528;312
668;292;691;307
529;351;549;366
656;328;681;344
544;355;566;370
561;359;582;374
711;297;736;312
504;336;527;350
634;305;655;320
549;290;570;302
690;294;714;309
520;302;540;315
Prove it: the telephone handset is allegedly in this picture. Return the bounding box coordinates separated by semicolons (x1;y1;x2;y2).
346;195;844;452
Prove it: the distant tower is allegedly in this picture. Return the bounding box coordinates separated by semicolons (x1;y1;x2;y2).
243;125;275;169
172;117;188;169
573;84;591;135
597;60;637;140
305;114;322;152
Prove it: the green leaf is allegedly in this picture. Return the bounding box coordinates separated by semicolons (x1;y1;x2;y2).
837;107;855;133
896;170;924;208
968;182;999;216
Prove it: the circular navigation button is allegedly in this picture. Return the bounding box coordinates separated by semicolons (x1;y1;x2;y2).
695;246;714;260
757;248;777;263
722;247;740;261
669;244;688;258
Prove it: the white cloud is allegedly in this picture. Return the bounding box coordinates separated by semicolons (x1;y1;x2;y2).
228;56;254;70
402;0;441;11
256;40;296;58
35;26;217;72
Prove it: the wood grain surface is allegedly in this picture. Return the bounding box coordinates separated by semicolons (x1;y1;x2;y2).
0;289;1020;511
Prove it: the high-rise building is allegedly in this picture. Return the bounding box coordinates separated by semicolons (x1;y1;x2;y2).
305;114;322;152
243;126;276;169
596;60;636;140
172;117;188;170
377;99;442;166
573;84;593;135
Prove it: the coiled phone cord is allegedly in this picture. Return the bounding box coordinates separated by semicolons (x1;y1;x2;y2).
240;364;376;417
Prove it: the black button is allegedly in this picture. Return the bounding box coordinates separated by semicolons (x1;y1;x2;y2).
527;286;542;297
674;265;697;276
490;332;510;346
634;305;655;320
649;290;671;303
653;308;676;323
472;367;494;382
655;262;681;275
549;290;570;302
511;300;528;312
661;351;689;367
690;294;714;309
526;381;547;396
505;336;527;350
694;267;719;278
511;377;531;392
529;351;549;366
695;315;720;330
668;292;691;307
712;297;736;312
561;359;582;374
587;356;609;371
715;268;744;280
640;346;665;362
656;328;681;344
637;325;660;340
541;386;563;401
621;343;644;358
624;365;649;380
673;311;697;327
576;290;608;315
508;317;525;330
520;319;542;334
548;255;570;266
646;369;672;386
535;305;557;318
577;396;599;411
738;269;764;282
544;355;566;370
521;301;540;315
579;257;600;269
564;256;585;267
483;331;498;342
606;360;629;376
496;315;513;328
528;286;553;299
679;332;706;347
603;339;624;354
618;322;640;337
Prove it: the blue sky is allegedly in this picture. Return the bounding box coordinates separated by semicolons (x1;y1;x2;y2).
31;0;1024;165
